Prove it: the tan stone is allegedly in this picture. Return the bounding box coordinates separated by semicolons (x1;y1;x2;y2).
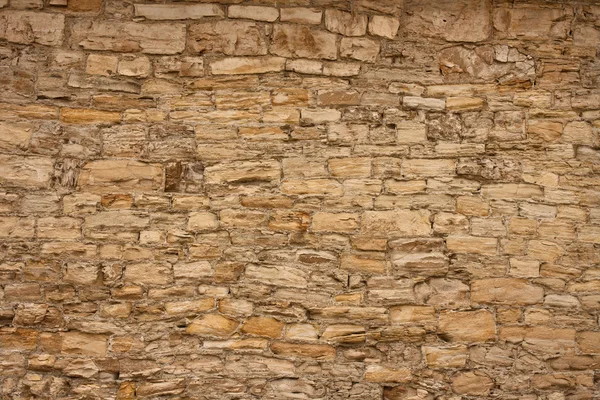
210;57;285;75
471;278;544;305
241;317;284;338
270;341;335;360
324;9;367;36
118;56;152;77
446;97;485;111
404;0;491;42
189;21;267;56
280;7;322;24
424;346;468;368
390;306;436;325
341;253;386;274
438;310;496;342
340;37;380;63
86;54;118;76
493;6;570;40
282;179;343;196
446;236;497;255
312;212;359;233
78;160;162;193
134;4;224;20
321;324;365;343
364;365;411;383
403;159;455;177
165;298;214;316
245;265;307;288
577;331;600;354
67;0;101;12
452;371;494;396
186;314;239;337
361;210;431;236
228;5;278;22
188;212;219;231
61;108;121;124
285;323;318;341
0;11;64;46
271;24;337;60
368;15;400;39
62;332;107;357
528;120;563;141
124;263;172;285
71;20;186;54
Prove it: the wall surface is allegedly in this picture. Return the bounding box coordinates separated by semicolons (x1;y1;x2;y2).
0;0;599;398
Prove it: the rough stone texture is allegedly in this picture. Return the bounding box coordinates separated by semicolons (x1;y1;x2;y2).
1;1;599;398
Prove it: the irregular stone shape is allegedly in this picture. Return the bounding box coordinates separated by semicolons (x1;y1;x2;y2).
390;305;436;325
493;6;571;40
124;262;172;285
205;160;280;186
245;265;307;288
0;121;33;151
361;210;431;236
78;160;163;192
340;37;380;63
403;159;455;177
446;236;497;255
368;15;400;39
452;371;494;396
61;108;121;124
228;5;278;22
280;7;322;25
186;314;239;337
438;46;517;81
71;20;186;54
423;345;468;368
62;332;108;357
403;96;445;111
270;24;337;60
134;4;224;20
438;310;496;342
67;0;102;12
364;366;411;383
324;9;367;36
312;212;359;233
270;341;335;360
577;331;600;354
341;253;386;274
0;11;65;46
404;0;491;42
241;317;284;338
189;21;267;56
210;57;285;75
188;212;219;231
309;307;388;323
0;155;53;188
282;179;343;196
85;210;149;240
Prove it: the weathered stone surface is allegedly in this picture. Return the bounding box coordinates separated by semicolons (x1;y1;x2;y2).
2;1;598;397
0;155;54;188
404;0;491;42
134;4;224;20
210;57;285;75
361;210;431;236
71;20;186;54
189;21;267;56
438;310;496;342
186;314;239;337
324;9;367;37
270;341;335;360
0;11;65;46
471;278;544;305
78;160;162;192
271;24;337;60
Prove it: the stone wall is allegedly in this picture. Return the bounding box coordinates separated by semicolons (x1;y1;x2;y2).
0;0;599;398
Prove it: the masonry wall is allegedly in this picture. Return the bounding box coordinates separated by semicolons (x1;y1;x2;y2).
0;0;599;398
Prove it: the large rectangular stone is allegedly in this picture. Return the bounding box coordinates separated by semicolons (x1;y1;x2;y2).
71;20;186;54
361;210;431;236
271;24;337;60
134;3;224;20
0;155;54;189
189;21;267;56
0;11;64;46
210;57;285;75
205;160;280;186
78;160;163;192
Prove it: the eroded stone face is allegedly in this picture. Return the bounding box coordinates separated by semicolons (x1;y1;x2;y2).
1;1;598;398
